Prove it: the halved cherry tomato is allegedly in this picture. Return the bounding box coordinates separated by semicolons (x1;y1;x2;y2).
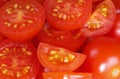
81;37;120;79
37;22;86;51
0;0;45;41
0;39;40;79
43;72;92;79
107;13;120;40
80;0;116;38
44;0;92;31
37;42;86;72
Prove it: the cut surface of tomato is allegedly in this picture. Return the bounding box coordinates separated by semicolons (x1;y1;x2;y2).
44;0;92;31
37;42;86;72
43;72;92;79
0;0;45;41
80;0;116;38
0;39;40;79
37;22;86;51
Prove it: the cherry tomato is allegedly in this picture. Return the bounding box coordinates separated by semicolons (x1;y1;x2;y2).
43;72;92;79
0;39;40;79
37;22;86;51
0;0;45;41
44;0;92;31
80;0;116;38
81;37;120;79
107;13;120;40
37;42;86;72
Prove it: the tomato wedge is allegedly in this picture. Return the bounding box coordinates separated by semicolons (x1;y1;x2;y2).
44;0;92;31
42;72;92;79
0;39;40;79
0;0;45;41
37;42;86;72
37;22;86;51
80;0;116;38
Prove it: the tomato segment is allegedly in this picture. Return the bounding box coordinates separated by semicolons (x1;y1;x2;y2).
80;0;116;38
44;0;92;31
37;22;86;51
0;0;45;41
43;72;92;79
0;39;40;79
37;42;86;72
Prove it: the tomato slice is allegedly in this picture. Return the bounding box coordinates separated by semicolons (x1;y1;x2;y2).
44;0;92;31
0;39;40;79
42;72;92;79
0;0;45;41
37;42;86;72
37;22;86;51
80;0;116;38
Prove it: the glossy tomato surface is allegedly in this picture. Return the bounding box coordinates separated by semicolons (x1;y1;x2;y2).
81;37;120;79
0;0;45;41
37;22;86;51
0;39;40;79
107;13;120;40
44;0;92;31
80;0;116;38
37;42;86;72
43;72;92;79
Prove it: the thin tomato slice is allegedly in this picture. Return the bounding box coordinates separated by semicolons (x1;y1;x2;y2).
42;72;92;79
80;0;116;38
37;22;86;51
0;39;40;79
44;0;92;31
0;0;45;41
37;42;86;72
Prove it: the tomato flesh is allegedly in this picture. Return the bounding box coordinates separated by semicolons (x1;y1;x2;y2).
80;0;116;38
44;0;92;31
37;42;86;72
0;39;40;79
0;0;45;41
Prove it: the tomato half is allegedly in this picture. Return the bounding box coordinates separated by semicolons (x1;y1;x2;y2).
0;0;45;41
43;72;92;79
80;0;116;38
44;0;92;31
37;22;86;51
107;13;120;40
0;39;40;79
37;42;86;72
81;37;120;79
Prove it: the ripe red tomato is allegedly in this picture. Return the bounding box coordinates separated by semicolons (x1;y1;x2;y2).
37;42;86;72
37;22;86;51
0;39;40;79
0;32;6;42
0;0;9;6
80;0;116;38
81;37;120;79
35;0;45;5
44;0;92;31
43;72;92;79
0;0;45;41
107;13;120;40
112;0;120;10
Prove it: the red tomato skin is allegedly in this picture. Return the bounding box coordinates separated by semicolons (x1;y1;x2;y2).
37;22;86;51
81;37;120;79
80;0;116;38
44;0;92;31
107;13;120;40
0;39;40;79
0;0;45;41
